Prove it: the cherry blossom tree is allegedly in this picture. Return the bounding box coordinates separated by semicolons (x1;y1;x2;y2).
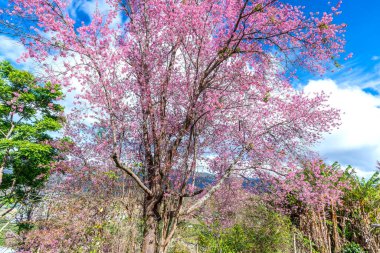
265;160;349;212
1;0;347;252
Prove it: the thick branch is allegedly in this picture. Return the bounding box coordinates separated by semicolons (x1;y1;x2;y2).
112;153;153;196
180;147;246;215
0;116;15;185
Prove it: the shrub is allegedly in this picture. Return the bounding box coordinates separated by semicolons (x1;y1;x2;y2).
342;242;365;253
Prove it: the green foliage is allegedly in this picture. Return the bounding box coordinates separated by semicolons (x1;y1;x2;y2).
342;169;380;222
342;242;365;253
242;204;293;252
344;171;380;215
196;223;254;253
0;60;64;214
338;169;380;250
177;204;293;253
0;218;17;246
169;243;191;253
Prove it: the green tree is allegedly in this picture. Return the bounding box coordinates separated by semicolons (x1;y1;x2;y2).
340;170;380;251
0;61;64;218
342;242;365;253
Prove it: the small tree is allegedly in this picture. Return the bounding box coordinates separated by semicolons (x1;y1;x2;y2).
0;61;64;224
341;170;380;251
193;201;293;253
265;160;350;252
1;1;346;252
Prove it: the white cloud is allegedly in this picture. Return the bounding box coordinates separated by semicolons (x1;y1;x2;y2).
0;34;80;120
0;35;40;72
304;79;380;175
0;35;26;62
372;56;380;61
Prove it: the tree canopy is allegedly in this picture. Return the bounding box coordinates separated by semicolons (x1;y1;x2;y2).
0;61;64;211
0;0;348;252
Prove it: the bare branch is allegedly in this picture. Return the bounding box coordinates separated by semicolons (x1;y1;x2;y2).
180;147;247;215
112;152;153;196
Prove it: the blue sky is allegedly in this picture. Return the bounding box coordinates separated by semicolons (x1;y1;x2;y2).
0;0;380;176
290;0;380;81
297;0;380;176
334;0;380;74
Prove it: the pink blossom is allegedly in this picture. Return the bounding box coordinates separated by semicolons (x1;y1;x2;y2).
4;0;345;247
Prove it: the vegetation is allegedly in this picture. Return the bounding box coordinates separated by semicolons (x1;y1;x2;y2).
186;204;293;253
0;61;64;243
0;162;377;253
0;0;346;251
0;1;376;253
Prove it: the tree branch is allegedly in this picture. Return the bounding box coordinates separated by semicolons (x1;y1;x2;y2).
180;147;247;215
112;152;153;196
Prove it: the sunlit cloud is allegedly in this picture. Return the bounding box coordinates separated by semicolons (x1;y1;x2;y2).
0;35;25;62
304;79;380;177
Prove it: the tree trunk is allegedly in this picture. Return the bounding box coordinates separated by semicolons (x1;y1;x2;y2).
331;204;341;252
0;166;3;185
0;149;8;185
141;214;159;253
141;191;163;253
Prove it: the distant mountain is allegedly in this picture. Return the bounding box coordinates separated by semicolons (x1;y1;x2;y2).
191;172;215;189
191;172;260;189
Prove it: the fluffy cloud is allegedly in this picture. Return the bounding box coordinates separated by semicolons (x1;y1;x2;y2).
304;79;380;177
0;34;79;117
0;35;38;72
0;35;26;62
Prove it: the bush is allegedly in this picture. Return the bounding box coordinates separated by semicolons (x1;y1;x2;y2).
175;203;293;253
342;242;365;253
